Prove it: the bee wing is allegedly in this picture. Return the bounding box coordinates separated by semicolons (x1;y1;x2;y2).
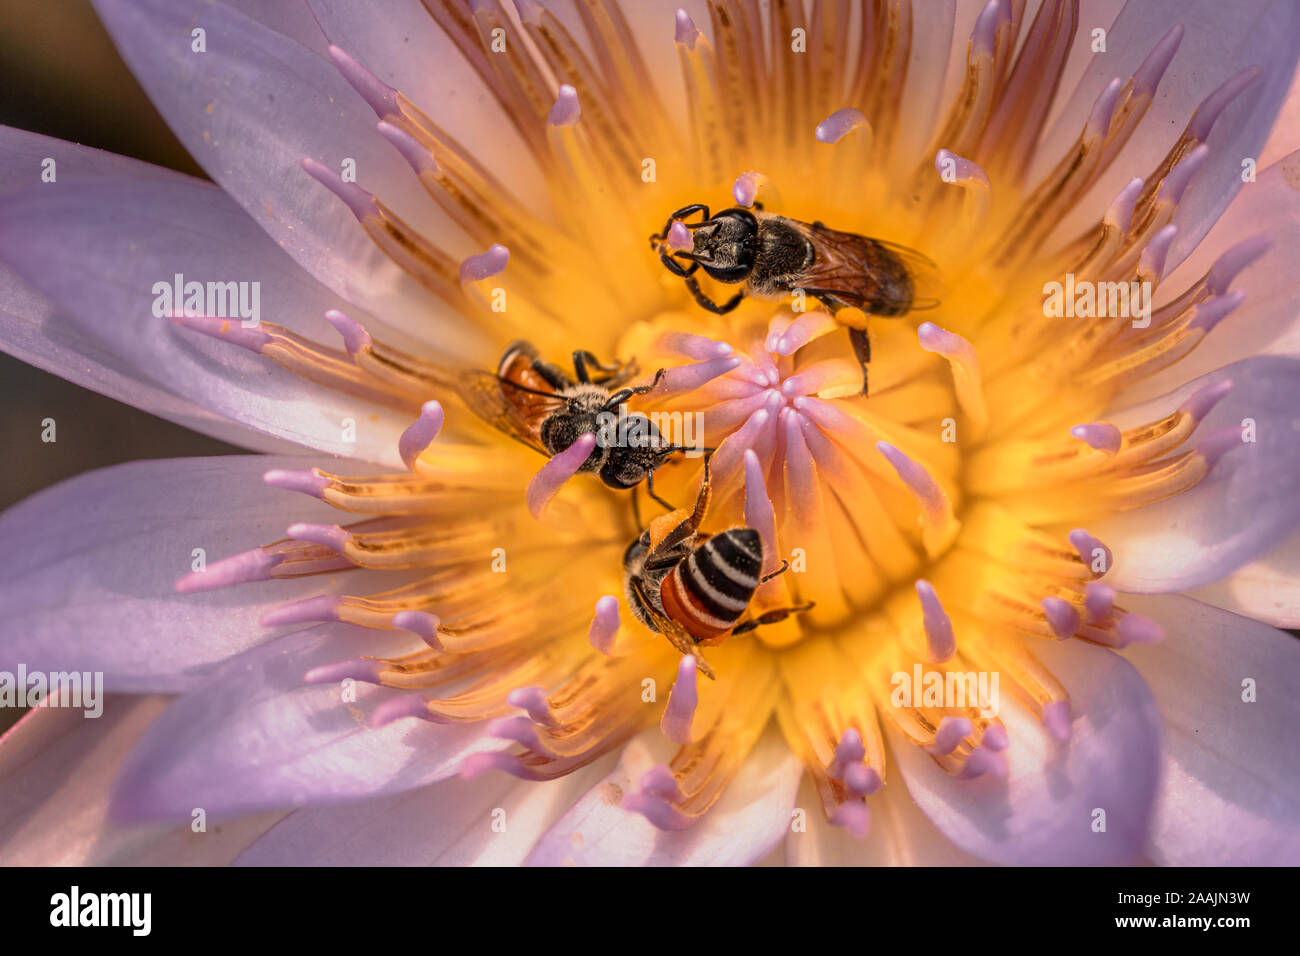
795;221;944;314
455;369;556;455
870;239;944;311
628;576;717;680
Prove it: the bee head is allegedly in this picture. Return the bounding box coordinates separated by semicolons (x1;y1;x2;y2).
690;208;757;283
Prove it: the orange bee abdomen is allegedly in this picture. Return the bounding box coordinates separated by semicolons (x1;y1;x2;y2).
659;529;763;644
659;571;733;644
498;346;558;418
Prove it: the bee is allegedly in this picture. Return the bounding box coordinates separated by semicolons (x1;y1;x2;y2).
650;203;942;392
458;340;682;509
623;456;813;679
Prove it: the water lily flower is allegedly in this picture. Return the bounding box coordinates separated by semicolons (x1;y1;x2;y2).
2;0;1300;867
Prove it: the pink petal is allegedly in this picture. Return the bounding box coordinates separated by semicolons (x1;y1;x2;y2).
0;172;413;465
90;0;473;344
1037;0;1300;268
0;698;281;864
306;1;548;206
0;129;304;455
110;623;506;822
0;455;380;693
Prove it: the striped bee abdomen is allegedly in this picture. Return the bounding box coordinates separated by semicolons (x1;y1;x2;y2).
659;528;763;641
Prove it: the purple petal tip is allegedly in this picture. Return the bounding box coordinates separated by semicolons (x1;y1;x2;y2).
1117;613;1164;646
286;522;350;552
1179;378;1232;423
1042;700;1072;741
263;468;330;499
1207;235;1271;295
392;610;441;648
370;693;431;728
376;120;437;175
527;432;596;518
171;311;272;352
674;8;699;48
459;244;510;282
1041;596;1080;639
815;107;868;144
304;657;381;685
666;221;693;251
547;84;580;126
301;157;377;220
589;595;621;654
1070;422;1122;455
399;401;445;470
261;594;341;627
325;310;371;356
175;547;281;593
328;45;398;116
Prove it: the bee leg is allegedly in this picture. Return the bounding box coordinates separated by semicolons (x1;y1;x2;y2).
650;204;711;246
613;367;668;404
658;249;699;278
572;350;592;384
632;483;645;531
571;349;620;384
665;203;710;230
731;601;816;635
671;640;717;681
759;559;790;583
602;367;668;414
683;276;744;315
657;626;716;680
644;473;675;513
848;327;871;394
530;357;573;390
688;453;713;527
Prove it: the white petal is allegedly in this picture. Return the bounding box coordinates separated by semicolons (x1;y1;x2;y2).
1186;524;1300;626
234;751;618;865
1121;593;1300;865
784;773;985;866
526;725;803;866
893;638;1163;866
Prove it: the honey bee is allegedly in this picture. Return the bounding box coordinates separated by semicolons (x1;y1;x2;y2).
623;456;813;679
458;340;681;508
650;203;942;392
